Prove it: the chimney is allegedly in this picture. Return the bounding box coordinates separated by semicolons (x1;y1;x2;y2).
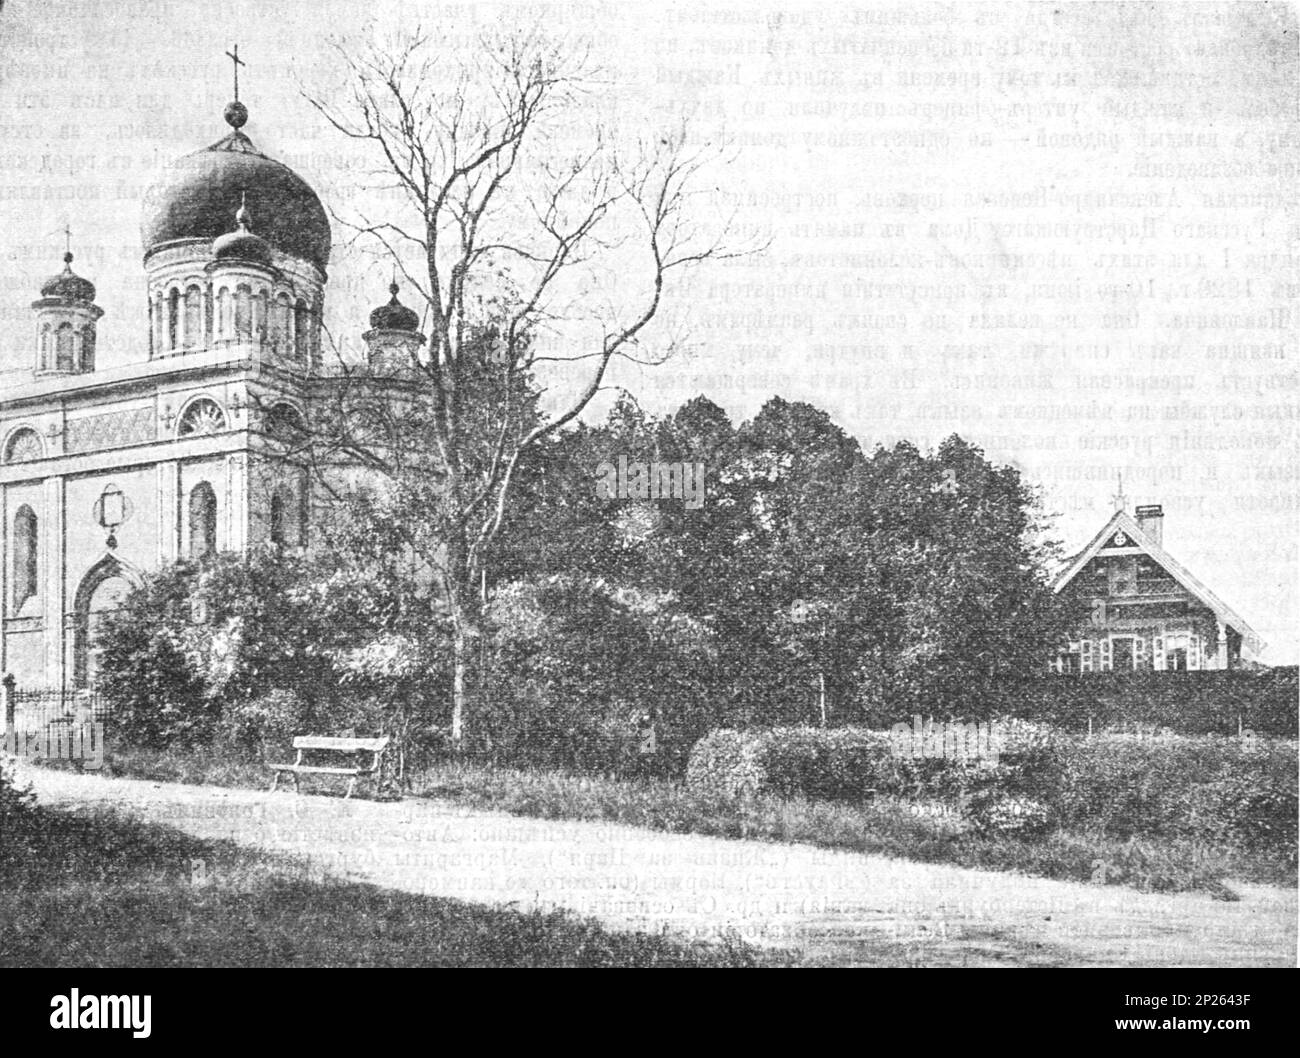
1135;504;1163;546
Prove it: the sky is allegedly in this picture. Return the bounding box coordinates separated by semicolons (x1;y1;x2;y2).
0;0;1296;661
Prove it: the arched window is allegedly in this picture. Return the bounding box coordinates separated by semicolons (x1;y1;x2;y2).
55;323;75;371
269;486;305;548
294;300;309;363
168;288;181;349
253;290;267;344
152;294;164;355
274;293;291;354
5;428;43;463
12;505;37;611
269;490;286;547
177;398;227;437
188;482;217;560
217;288;231;338
39;324;51;371
81;324;96;372
184;285;202;348
236;285;252;340
284;296;296;354
267;402;304;441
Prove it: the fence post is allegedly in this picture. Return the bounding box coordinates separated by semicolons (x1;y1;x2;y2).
2;673;15;747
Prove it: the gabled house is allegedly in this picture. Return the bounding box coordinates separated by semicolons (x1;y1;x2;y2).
1050;501;1264;673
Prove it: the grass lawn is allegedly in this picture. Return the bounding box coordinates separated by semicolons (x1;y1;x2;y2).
102;746;1296;899
0;796;783;967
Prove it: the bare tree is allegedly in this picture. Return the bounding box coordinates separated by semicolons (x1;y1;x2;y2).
298;27;750;750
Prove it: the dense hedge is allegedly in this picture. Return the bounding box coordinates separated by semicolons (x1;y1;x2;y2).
1052;735;1297;853
988;667;1298;737
685;723;1061;834
685;724;1299;851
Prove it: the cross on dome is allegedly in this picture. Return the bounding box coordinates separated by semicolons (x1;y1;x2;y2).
226;44;246;101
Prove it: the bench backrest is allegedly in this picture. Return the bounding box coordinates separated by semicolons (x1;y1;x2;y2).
292;736;390;752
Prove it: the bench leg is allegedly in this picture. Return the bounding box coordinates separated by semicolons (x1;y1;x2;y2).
293;772;300;795
345;776;357;799
270;771;280;793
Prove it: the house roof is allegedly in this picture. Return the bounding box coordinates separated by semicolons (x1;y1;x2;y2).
1052;509;1264;654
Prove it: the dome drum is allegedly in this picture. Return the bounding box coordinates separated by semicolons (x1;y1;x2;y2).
31;252;102;376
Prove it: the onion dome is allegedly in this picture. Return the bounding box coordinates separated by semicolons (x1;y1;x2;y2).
142;103;331;273
213;199;272;264
369;282;420;332
40;253;96;302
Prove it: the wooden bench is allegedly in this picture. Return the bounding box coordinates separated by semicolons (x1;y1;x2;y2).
269;736;391;799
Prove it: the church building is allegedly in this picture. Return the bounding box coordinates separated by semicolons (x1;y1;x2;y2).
1050;494;1264;673
0;86;425;693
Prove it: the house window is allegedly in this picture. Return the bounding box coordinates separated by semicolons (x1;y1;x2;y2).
1111;636;1136;672
188;482;217;559
1134;635;1151;671
1108;557;1136;596
12;504;38;610
1051;642;1080;675
81;324;96;371
1164;634;1187;671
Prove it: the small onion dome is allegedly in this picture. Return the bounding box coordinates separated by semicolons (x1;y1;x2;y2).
212;201;271;265
369;282;420;332
40;252;96;302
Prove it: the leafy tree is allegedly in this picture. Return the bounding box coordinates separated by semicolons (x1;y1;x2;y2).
479;574;714;772
97;548;452;754
477;396;1070;727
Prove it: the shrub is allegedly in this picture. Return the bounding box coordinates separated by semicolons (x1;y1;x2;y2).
216;690;307;758
964;792;1054;837
989;668;1299;738
479;575;715;774
683;730;766;799
97;550;452;755
0;750;35;823
96;569;214;748
749;726;893;801
1053;734;1298;853
684;721;1067;817
685;725;1295;861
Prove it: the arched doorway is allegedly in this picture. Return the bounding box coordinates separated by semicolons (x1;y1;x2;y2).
72;557;139;689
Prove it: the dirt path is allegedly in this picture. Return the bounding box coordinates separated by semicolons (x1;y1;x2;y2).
19;767;1296;967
